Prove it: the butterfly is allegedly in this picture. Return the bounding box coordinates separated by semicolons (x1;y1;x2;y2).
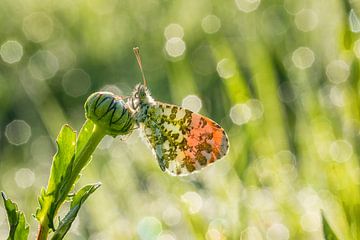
125;47;229;176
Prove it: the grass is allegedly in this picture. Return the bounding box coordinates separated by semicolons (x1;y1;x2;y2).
0;0;360;239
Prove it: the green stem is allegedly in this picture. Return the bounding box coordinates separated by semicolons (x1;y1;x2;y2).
37;121;106;240
37;224;49;240
72;122;106;177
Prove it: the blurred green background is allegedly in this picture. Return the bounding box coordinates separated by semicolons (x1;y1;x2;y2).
1;0;360;239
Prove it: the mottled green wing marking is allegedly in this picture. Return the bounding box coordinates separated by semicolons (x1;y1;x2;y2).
141;102;229;176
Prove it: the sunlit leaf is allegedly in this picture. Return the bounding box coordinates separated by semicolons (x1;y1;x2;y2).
1;192;29;240
51;183;101;240
36;124;77;230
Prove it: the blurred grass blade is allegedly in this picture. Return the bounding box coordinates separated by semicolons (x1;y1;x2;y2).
36;124;77;230
322;212;339;240
51;183;101;240
1;192;29;240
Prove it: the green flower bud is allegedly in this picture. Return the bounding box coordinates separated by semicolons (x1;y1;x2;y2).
84;92;135;137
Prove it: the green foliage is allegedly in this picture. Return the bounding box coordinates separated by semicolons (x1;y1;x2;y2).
51;183;101;240
36;120;105;238
1;192;29;240
322;213;339;240
36;124;77;230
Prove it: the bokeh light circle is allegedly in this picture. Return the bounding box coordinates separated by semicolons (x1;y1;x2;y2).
292;47;315;69
23;12;54;42
230;103;251;125
329;139;353;163
235;0;261;13
326;60;350;84
216;58;236;79
0;40;23;64
5;120;32;145
295;9;318;32
15;168;35;188
162;206;181;226
28;50;59;80
181;191;203;214
164;23;184;40
165;37;186;58
182;95;202;113
137;216;162;240
206;228;222;240
201;15;221;34
266;223;289;240
247;99;264;120
62;68;91;97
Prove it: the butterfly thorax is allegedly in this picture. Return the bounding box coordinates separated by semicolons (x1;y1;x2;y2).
128;84;155;123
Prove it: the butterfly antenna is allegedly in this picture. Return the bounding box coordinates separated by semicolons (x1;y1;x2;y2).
133;47;147;87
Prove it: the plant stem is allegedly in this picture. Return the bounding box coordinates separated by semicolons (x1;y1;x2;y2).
73;122;106;178
37;224;49;240
36;121;106;240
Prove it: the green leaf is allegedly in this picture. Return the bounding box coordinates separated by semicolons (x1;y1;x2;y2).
36;120;104;236
36;124;77;230
51;183;101;240
322;212;339;240
1;192;29;240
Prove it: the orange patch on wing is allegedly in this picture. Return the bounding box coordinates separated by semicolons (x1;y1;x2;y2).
184;113;228;168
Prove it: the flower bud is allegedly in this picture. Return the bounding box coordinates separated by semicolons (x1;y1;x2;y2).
84;92;135;136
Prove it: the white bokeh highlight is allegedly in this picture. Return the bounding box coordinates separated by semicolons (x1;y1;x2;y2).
295;9;318;32
15;168;35;188
217;58;236;79
181;191;203;214
137;216;162;240
266;223;290;240
0;40;23;64
5;120;32;145
162;206;181;226
164;23;184;40
326;60;350;84
165;37;186;58
230;103;253;125
23;12;54;42
292;47;315;69
201;15;221;34
182;95;202;113
235;0;261;13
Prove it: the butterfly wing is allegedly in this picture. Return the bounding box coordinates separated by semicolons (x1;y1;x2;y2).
141;102;229;176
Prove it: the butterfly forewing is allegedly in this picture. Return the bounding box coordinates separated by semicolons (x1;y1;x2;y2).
141;102;229;176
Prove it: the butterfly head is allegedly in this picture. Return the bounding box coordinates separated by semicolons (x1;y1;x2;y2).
129;83;154;111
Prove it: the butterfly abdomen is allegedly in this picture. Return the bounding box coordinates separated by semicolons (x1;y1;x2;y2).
85;92;135;136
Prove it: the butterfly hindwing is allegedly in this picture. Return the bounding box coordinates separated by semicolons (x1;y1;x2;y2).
141;102;229;176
